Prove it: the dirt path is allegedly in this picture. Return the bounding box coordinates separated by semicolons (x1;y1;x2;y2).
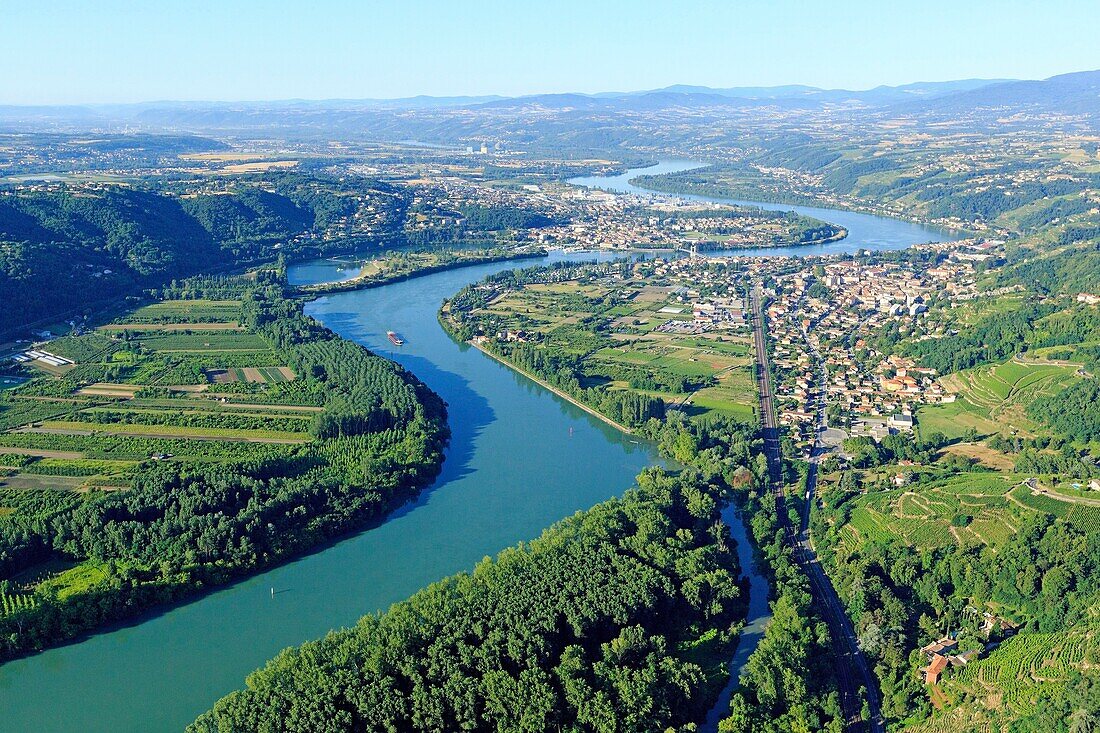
0;446;84;459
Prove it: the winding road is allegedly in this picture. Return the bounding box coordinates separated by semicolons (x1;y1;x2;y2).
750;283;885;733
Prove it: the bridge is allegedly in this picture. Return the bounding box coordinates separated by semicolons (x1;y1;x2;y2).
674;240;721;256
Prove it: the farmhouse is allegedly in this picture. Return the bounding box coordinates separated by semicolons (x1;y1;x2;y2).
923;654;949;686
920;638;958;656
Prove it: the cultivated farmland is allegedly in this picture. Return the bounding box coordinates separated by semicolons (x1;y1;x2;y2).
918;356;1082;439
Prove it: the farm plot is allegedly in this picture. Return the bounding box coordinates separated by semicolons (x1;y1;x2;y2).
1;292;317;482
134;332;270;352
114;299;243;325
920;357;1082;439
78;383;143;398
204;366;295;384
0;431;294;462
34;420;309;444
843;474;1028;549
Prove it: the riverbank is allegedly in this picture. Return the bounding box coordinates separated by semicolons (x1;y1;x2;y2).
292;247;547;297
628;169;971;237
0;277;450;666
0;172;953;732
466;339;636;434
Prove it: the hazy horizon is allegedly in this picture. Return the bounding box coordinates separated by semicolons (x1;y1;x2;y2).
4;0;1097;105
0;74;1045;108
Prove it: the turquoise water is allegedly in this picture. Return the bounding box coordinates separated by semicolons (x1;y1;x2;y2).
0;164;954;732
568;160;961;256
0;252;657;733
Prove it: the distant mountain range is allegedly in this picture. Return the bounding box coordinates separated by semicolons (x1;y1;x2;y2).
2;70;1098;132
901;70;1100;117
478;78;1015;111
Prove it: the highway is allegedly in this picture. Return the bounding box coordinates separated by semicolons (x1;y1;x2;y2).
750;283;885;733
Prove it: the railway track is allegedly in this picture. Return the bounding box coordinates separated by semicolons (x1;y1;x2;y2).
749;282;884;733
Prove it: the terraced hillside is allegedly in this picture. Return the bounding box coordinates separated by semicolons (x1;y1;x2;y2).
838;473;1031;551
918;356;1083;439
908;626;1100;733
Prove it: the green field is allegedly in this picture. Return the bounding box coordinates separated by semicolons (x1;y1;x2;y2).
117;299;243;324
131;332;270;352
918;356;1082;439
462;277;757;422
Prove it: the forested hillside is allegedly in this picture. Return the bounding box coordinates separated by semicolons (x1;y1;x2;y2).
0;173;407;335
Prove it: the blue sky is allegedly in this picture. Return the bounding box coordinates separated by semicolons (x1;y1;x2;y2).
3;0;1097;104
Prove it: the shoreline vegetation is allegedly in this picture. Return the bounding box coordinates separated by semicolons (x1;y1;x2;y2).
465;339;636;434
0;263;451;663
292;246;548;297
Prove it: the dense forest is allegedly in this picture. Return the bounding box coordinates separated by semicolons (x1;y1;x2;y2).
0;173;406;335
868;296;1100;377
190;463;746;733
997;239;1100;296
1027;379;1100;444
404;202;561;247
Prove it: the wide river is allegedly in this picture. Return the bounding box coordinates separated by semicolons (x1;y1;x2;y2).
0;163;956;732
569;160;957;256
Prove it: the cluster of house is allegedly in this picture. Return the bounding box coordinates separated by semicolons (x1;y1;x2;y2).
546;189;824;250
761;244;1002;444
493;329;530;343
920;638;978;686
920;611;1018;687
691;298;748;329
613;260;753;335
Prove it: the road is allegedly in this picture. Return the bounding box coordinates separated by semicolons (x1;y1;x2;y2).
750;282;885;733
